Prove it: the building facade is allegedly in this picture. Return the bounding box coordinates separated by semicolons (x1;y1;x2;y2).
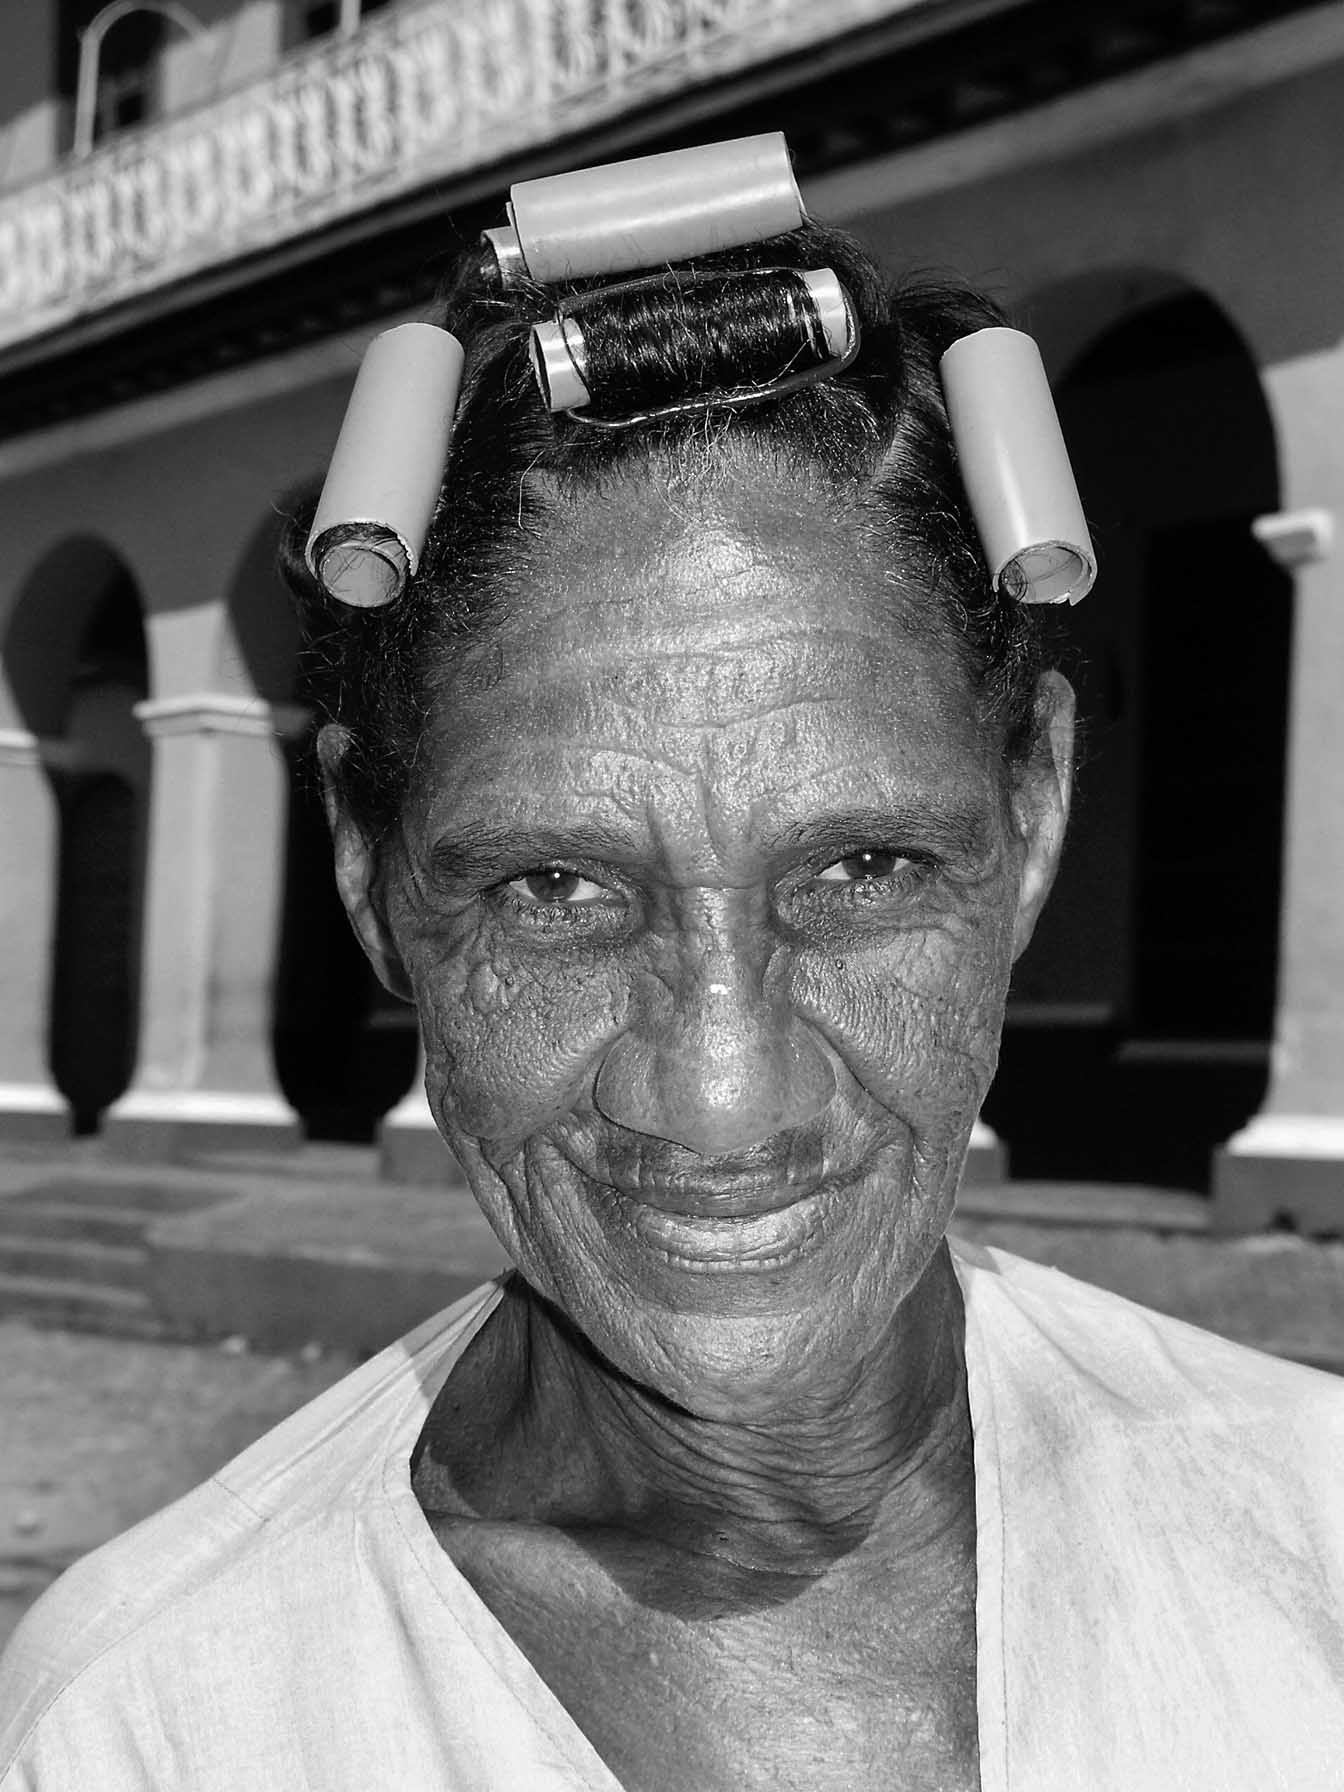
0;0;1340;1219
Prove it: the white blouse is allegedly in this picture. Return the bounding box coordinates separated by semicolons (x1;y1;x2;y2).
2;1240;1342;1790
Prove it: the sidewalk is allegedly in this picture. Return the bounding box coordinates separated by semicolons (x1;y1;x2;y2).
0;1319;351;1656
0;1139;1341;1367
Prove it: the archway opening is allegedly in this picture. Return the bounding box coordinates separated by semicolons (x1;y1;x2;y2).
984;289;1290;1190
3;539;152;1131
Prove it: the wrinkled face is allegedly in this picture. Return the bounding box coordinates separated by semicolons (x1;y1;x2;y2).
333;468;1070;1416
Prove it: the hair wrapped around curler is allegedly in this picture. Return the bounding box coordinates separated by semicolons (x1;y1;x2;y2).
529;265;858;424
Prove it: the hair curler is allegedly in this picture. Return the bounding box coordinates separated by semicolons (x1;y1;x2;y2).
939;327;1095;606
485;134;805;286
527;267;856;420
530;316;590;411
306;323;465;609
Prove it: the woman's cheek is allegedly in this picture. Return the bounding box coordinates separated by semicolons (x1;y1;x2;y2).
412;936;631;1144
790;921;1013;1125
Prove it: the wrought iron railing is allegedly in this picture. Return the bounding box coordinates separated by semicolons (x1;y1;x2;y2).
0;0;931;352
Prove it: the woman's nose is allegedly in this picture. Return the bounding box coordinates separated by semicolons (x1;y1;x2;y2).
593;924;835;1156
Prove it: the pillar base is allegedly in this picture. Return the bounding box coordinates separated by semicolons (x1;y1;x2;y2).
102;1089;301;1161
0;1081;72;1144
961;1117;1009;1187
1212;1114;1344;1235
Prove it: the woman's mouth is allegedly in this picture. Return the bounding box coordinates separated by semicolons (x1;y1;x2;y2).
542;1127;883;1268
546;1135;880;1269
605;1164;818;1219
557;1126;849;1217
622;1187;831;1269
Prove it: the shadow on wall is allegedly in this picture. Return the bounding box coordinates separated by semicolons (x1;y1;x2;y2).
986;284;1292;1191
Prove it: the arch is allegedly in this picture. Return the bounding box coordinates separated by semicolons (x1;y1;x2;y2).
2;535;139;736
2;537;153;1131
985;278;1289;1190
73;1;212;156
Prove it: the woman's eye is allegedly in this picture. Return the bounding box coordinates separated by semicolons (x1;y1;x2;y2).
506;867;611;906
815;848;909;884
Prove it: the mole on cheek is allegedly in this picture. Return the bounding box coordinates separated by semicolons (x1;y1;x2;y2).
467;961;516;1015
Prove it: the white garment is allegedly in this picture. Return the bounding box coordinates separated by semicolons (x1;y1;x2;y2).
1;1240;1342;1790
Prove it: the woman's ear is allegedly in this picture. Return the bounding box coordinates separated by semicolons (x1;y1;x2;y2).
316;724;414;1001
1010;669;1075;962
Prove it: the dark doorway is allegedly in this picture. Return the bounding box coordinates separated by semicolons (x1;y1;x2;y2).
50;775;142;1128
984;292;1291;1189
271;729;418;1141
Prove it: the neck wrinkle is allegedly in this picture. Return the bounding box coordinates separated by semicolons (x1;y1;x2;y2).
516;1245;970;1570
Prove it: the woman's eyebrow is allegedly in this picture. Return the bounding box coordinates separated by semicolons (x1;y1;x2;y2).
428;818;640;882
774;802;991;858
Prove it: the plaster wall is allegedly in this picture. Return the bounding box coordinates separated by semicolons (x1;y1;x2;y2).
0;2;62;185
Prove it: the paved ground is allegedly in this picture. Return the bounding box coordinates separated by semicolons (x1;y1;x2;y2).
0;1322;351;1656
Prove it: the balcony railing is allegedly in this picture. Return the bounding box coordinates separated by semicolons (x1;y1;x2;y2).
0;0;934;354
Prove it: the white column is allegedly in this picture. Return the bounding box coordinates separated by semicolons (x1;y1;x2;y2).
1214;486;1344;1229
0;730;70;1138
103;694;305;1158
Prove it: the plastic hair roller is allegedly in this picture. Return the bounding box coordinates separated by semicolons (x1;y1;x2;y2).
529;267;854;415
306;323;465;609
484;133;805;286
939;327;1096;606
530;316;590;411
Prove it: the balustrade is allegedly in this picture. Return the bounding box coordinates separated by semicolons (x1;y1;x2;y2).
0;0;920;353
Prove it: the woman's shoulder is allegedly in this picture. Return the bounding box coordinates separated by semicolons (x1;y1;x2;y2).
951;1232;1344;1496
0;1279;504;1783
953;1238;1344;1778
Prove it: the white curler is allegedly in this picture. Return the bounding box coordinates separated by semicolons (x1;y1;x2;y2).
306;323;465;609
797;268;853;359
488;134;804;285
939;327;1096;606
530;317;590;411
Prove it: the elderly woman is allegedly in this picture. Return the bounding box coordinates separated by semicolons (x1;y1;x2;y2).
1;136;1341;1791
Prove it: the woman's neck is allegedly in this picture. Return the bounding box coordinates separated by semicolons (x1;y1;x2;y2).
419;1243;973;1583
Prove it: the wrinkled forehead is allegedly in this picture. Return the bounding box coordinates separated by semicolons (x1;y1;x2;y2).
415;476;993;837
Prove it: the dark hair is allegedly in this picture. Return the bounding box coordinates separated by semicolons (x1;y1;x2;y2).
282;221;1047;841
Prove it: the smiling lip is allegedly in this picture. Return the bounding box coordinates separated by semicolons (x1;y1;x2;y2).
627;1189;828;1268
609;1166;818;1219
570;1135;844;1219
561;1137;866;1220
